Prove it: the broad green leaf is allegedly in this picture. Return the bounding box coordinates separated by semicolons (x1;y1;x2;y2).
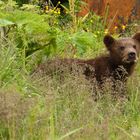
0;19;15;27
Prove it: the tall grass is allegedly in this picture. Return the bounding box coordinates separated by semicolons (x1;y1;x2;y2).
1;42;140;139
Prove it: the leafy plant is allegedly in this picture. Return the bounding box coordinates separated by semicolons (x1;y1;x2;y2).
0;8;59;56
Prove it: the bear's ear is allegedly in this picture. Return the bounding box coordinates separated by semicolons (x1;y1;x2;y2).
104;35;115;50
133;32;140;43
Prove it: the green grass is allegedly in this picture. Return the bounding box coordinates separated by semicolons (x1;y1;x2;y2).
1;48;140;140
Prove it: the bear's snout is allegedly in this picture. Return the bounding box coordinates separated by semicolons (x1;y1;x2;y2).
128;52;136;59
126;50;138;63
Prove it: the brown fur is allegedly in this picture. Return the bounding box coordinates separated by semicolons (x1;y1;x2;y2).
34;33;140;86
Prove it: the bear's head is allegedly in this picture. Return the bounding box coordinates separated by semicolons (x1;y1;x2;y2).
104;33;140;65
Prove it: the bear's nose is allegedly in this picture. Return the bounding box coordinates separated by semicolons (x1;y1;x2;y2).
128;52;136;59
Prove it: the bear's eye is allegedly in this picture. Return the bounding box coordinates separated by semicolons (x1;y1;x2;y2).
120;46;125;51
133;45;136;49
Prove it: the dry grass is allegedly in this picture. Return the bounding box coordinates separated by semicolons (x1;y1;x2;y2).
0;76;140;139
29;60;140;139
1;56;140;140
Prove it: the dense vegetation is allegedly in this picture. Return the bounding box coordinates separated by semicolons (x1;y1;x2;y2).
0;0;140;140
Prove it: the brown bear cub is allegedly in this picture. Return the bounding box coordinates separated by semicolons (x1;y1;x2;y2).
34;33;140;88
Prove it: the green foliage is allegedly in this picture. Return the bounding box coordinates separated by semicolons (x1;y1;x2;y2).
0;0;105;59
56;31;103;58
0;19;15;27
0;9;59;58
16;0;30;6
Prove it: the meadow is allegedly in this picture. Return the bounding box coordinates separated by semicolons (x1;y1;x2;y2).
0;0;140;140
